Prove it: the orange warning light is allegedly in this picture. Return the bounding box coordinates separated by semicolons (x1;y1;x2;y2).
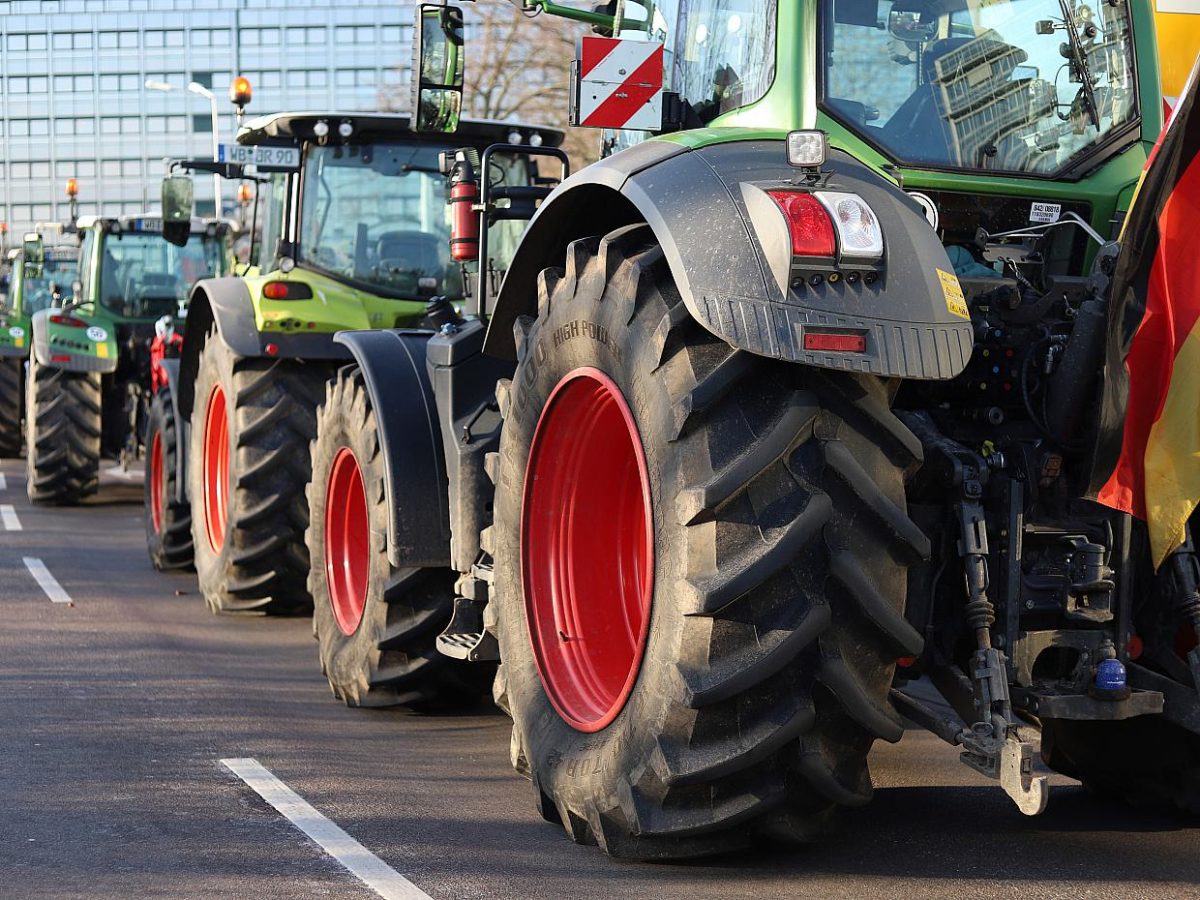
230;76;252;108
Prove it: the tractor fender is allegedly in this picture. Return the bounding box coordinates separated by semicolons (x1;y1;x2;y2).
157;358;187;506
178;277;352;416
334;329;452;569
487;138;973;381
30;309;118;375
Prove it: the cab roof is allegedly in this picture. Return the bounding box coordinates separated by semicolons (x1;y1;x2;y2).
75;214;238;234
8;244;80;261
237;111;564;150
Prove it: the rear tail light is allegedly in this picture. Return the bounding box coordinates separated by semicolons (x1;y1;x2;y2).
815;192;884;259
262;281;313;300
49;314;87;327
767;191;836;258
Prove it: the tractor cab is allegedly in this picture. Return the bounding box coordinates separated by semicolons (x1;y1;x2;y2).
209;111;563;335
0;236;79;360
77;215;233;327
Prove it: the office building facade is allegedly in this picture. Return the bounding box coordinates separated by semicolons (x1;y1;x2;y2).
0;0;413;238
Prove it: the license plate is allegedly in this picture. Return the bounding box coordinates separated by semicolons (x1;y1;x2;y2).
218;143;300;170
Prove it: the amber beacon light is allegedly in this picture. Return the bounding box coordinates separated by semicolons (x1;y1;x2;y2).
229;76;252;109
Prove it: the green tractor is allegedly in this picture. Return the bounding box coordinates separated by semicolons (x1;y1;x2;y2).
320;0;1200;859
161;109;562;624
0;235;80;457
25;215;233;506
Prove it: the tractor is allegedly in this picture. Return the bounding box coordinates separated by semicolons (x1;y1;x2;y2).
159;108;562;643
24;215;233;507
0;235;80;457
317;0;1200;859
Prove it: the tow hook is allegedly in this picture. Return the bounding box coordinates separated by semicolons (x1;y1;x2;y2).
959;723;1049;816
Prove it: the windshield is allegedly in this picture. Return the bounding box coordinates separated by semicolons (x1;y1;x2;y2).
21;251;79;314
93;231;225;317
821;0;1138;175
299;142;464;300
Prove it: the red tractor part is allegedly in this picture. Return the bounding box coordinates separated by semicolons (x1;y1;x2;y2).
520;367;654;732
202;384;230;552
324;448;370;635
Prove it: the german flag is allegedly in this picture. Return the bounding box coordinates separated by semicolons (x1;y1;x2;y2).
1089;56;1200;567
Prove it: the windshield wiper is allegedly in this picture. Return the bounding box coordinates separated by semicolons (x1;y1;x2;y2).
1057;0;1101;132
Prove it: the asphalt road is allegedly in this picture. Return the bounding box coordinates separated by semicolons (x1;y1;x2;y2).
1;457;1198;899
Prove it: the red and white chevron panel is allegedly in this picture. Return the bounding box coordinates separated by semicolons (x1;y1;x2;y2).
571;36;664;131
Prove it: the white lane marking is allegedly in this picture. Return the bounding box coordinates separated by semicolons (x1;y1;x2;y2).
220;758;432;900
103;466;142;482
0;472;8;491
1;504;20;531
23;558;73;604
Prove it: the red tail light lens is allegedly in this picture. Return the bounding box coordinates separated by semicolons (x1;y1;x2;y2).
263;281;313;300
768;191;836;258
49;314;87;327
803;331;867;353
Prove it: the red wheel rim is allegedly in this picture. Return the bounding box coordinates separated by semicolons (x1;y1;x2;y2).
325;447;370;635
149;430;165;534
521;367;654;732
202;384;230;553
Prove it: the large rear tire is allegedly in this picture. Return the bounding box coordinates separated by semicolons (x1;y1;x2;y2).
488;227;928;859
0;355;22;457
188;329;328;615
307;366;493;708
144;387;193;571
1042;713;1200;814
25;356;101;505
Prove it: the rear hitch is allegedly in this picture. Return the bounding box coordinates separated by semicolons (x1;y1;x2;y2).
901;412;1049;816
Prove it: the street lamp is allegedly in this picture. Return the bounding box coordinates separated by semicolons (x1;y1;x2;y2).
145;79;223;216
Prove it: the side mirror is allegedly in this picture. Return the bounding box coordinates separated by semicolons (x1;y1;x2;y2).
162;175;194;248
412;3;465;134
888;9;937;44
22;233;44;278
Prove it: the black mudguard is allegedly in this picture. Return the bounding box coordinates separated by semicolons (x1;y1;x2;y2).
177;277;352;416
333;329;452;569
487;138;973;381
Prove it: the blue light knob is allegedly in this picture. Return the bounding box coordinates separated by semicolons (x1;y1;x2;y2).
1095;658;1127;691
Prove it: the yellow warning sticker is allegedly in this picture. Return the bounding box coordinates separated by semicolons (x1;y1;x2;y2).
14;337;23;348
937;268;970;319
95;342;108;359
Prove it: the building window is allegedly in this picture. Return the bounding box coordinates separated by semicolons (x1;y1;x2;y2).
31;162;50;178
122;160;141;177
337;27;374;44
191;71;213;89
76;118;95;135
192;113;212;133
28;77;49;94
29;120;49;137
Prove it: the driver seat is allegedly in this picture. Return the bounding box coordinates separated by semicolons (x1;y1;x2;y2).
375;230;443;274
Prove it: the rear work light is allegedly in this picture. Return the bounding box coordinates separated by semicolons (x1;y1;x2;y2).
767;191;836;258
262;281;313;300
815;192;884;259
